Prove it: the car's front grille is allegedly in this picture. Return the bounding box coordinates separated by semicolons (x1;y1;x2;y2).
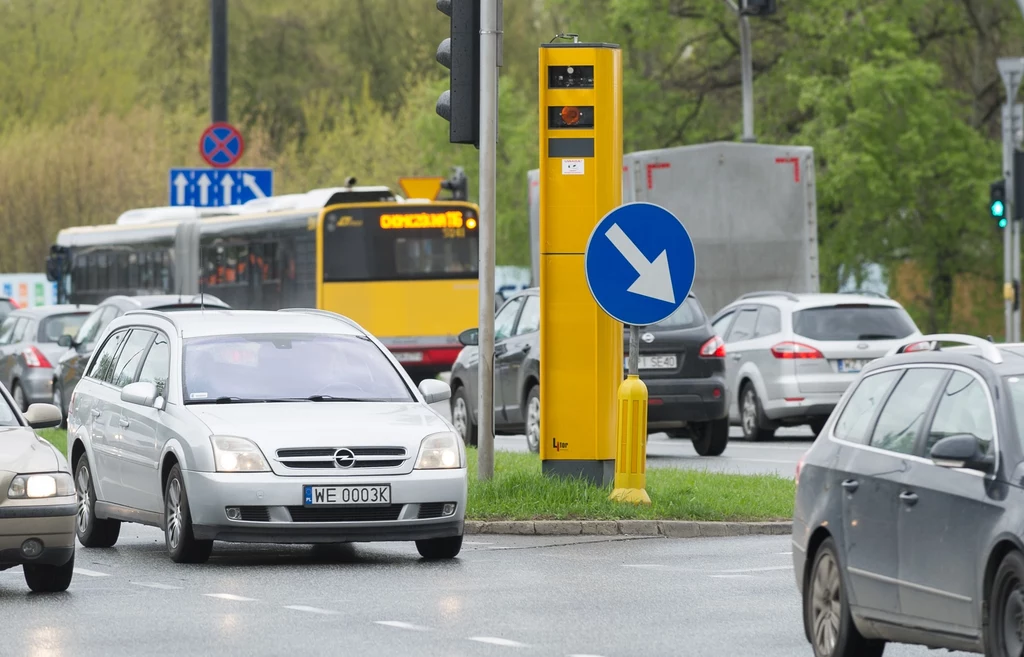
238;506;270;522
275;447;408;470
286;505;404;522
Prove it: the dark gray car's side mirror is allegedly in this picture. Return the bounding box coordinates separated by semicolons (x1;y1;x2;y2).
458;328;479;347
57;334;73;348
929;434;994;472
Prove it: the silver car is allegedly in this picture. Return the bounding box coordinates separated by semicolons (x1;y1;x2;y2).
0;305;95;411
68;308;467;563
711;292;923;440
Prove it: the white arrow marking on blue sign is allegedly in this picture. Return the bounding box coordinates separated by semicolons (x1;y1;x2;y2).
222;173;234;205
243;173;267;199
605;223;675;304
198;173;211;205
173;173;188;205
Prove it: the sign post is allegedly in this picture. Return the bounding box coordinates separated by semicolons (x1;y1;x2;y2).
998;57;1024;341
584;201;696;504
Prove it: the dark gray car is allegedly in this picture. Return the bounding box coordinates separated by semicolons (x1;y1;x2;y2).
793;333;1024;657
51;294;229;422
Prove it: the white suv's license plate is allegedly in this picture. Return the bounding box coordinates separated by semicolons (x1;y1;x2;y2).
837;359;870;373
303;484;391;506
625;354;678;370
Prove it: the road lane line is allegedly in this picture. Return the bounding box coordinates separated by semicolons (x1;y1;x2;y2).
74;568;110;577
285;605;337;615
204;593;256;601
469;637;529;648
710;575;753;579
131;582;181;590
778;551;793;556
375;621;431;631
464;541;494;545
713;565;792;574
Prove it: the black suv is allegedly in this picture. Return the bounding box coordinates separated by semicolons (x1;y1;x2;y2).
448;290;730;456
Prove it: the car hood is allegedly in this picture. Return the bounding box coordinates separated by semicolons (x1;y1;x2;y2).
188;402;454;473
0;427;61;474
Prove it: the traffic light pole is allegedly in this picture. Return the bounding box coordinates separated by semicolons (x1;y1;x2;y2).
210;0;228;123
999;58;1024;342
476;0;500;481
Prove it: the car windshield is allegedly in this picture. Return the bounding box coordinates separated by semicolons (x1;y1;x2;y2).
793;305;917;341
652;297;705;329
38;312;90;343
182;333;414;404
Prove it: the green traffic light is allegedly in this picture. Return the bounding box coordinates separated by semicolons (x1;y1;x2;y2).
1000;217;1008;228
992;200;1005;217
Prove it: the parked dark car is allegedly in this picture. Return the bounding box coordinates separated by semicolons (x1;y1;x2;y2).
51;294;229;422
448;289;729;456
793;333;1024;657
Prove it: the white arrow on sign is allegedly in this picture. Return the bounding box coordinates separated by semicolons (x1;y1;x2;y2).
243;173;267;199
222;173;235;205
605;223;675;304
173;173;188;205
197;173;211;205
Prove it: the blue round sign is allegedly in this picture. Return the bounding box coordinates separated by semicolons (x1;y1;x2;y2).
199;122;245;168
584;202;696;326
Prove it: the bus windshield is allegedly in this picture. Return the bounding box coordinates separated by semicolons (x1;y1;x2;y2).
321;205;479;282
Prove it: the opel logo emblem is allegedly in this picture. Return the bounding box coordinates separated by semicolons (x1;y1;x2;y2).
334;448;356;468
641;332;655;343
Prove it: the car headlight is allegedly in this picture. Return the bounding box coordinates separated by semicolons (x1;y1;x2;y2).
414;431;462;470
210;435;270;472
8;472;75;499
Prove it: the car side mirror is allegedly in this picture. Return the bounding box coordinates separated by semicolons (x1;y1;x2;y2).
58;334;73;348
930;434;994;472
24;403;62;429
121;381;165;410
418;378;451;405
458;328;479;347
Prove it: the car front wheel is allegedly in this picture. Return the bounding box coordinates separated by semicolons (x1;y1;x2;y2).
691;417;729;456
163;464;212;564
75;454;120;548
451;387;478;447
524;384;540;453
805;537;883;657
24;551;75;593
416;534;463;560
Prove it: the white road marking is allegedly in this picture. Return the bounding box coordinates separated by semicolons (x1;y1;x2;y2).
568;654;609;656
713;565;792;574
131;582;181;590
463;541;494;546
469;637;529;648
622;564;664;569
710;574;753;579
285;605;338;615
375;621;431;631
74;568;110;577
778;551;793;556
204;593;256;602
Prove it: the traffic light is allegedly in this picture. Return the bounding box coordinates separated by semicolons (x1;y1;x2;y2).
739;0;777;16
991;180;1007;228
441;166;469;200
435;0;480;147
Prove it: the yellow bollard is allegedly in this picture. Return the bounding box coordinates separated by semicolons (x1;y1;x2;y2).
609;373;651;504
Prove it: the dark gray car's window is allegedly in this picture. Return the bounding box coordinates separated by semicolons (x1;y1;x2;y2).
753;306;782;337
833;370;901;444
725;308;758;343
111;329;155;388
0;317;16;345
87;329;129;382
925;371;994;457
494;297;523;342
793;304;917;342
869;368;944;455
514;295;540;336
137;333;170;397
38;312;91;343
182;333;413;403
654;297;705;329
75;305;116;346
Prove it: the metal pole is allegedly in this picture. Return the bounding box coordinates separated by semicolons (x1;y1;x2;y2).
476;0;499;481
627;325;639;376
738;14;755;143
1004;105;1013;342
210;0;228;123
1014;107;1023;342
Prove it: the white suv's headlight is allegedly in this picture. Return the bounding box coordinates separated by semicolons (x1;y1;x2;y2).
8;472;75;499
210;435;270;472
414;432;462;470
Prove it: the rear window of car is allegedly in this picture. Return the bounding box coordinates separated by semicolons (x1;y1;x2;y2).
793;304;917;342
38;313;91;343
652;297;705;329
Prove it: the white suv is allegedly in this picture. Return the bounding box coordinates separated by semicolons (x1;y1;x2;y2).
710;292;924;440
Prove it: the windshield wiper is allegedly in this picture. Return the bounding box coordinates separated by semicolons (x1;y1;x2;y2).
185;396;281;405
304;394;378;402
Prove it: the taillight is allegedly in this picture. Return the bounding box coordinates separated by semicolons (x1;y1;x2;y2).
771;341;824;359
23;347;52;368
699;335;726;358
903;340;936;353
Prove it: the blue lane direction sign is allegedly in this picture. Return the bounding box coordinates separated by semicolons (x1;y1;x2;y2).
168;168;273;207
584;202;696;326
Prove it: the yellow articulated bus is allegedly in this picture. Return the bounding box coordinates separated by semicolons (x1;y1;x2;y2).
46;176;480;381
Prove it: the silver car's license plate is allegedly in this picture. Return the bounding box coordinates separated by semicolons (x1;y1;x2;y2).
303;484;391;506
837;359;869;373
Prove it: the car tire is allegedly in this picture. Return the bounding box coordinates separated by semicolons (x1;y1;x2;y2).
163;464;213;564
415;534;463;560
691;417;729;456
23;551;75;593
740;383;775;442
804;537;884;657
451;386;478;447
74;454;120;548
809;418;827;437
12;381;26;412
985;549;1024;656
524;383;540;454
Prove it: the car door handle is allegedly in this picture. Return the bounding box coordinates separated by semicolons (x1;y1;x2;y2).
841;479;859;493
899;491;918;506
118;418;130;428
520;344;531;353
90;409;101;418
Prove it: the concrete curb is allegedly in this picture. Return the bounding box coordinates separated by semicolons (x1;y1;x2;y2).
465;519;792;538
